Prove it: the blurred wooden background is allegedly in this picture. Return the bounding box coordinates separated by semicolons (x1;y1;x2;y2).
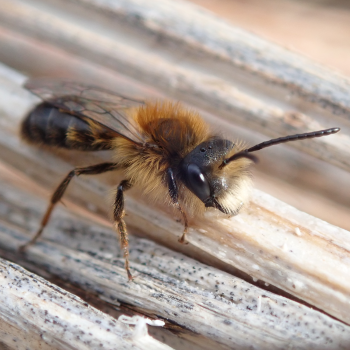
190;0;350;230
190;0;350;76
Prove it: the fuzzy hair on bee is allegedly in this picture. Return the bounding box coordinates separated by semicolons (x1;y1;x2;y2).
112;102;253;218
19;79;340;281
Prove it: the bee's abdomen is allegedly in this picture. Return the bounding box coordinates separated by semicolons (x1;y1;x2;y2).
21;103;113;151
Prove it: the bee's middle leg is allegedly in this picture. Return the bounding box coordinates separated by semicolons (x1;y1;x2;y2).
113;179;133;281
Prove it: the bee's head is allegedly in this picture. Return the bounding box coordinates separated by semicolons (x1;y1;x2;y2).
180;127;340;214
181;137;255;215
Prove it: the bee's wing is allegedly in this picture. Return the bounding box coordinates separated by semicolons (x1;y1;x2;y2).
24;79;145;145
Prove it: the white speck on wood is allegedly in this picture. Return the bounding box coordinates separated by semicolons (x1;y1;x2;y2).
257;296;262;313
119;315;165;340
295;227;302;236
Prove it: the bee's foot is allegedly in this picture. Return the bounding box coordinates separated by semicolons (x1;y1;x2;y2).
127;269;134;282
178;236;189;244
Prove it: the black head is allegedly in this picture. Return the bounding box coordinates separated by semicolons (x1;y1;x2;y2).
181;138;234;213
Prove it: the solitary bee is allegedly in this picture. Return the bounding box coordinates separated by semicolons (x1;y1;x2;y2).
20;79;340;280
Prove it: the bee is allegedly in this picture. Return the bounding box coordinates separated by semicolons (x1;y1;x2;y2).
20;79;340;280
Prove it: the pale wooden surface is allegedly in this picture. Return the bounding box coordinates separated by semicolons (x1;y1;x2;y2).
0;0;349;348
190;0;350;77
0;175;350;350
0;259;172;350
1;64;350;342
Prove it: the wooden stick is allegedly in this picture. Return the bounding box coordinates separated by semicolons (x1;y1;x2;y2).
0;66;349;327
0;257;173;350
0;178;349;349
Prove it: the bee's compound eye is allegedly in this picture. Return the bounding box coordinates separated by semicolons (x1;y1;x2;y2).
186;163;211;202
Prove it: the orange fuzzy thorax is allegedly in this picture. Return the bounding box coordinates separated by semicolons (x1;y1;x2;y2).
112;101;254;217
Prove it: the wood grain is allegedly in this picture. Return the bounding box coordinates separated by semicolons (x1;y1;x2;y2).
0;0;349;347
0;178;349;349
0;258;173;350
0;65;350;328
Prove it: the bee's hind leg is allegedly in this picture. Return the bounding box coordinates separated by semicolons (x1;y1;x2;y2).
113;179;133;281
19;162;119;252
166;168;189;244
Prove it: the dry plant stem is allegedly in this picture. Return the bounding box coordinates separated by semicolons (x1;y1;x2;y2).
0;179;350;350
0;258;173;350
0;0;350;171
0;65;349;325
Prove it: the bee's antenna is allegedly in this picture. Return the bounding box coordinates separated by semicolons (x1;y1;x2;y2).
219;127;340;169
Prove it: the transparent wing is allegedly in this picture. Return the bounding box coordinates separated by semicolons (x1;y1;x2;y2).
24;79;145;145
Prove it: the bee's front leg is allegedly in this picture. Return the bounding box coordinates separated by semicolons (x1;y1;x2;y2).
113;179;133;281
166;168;188;244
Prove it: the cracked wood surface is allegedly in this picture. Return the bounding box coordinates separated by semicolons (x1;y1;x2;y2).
0;0;349;348
0;258;173;350
0;65;349;336
0;177;349;350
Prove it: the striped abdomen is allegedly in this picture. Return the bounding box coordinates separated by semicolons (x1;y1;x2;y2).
21;103;115;151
